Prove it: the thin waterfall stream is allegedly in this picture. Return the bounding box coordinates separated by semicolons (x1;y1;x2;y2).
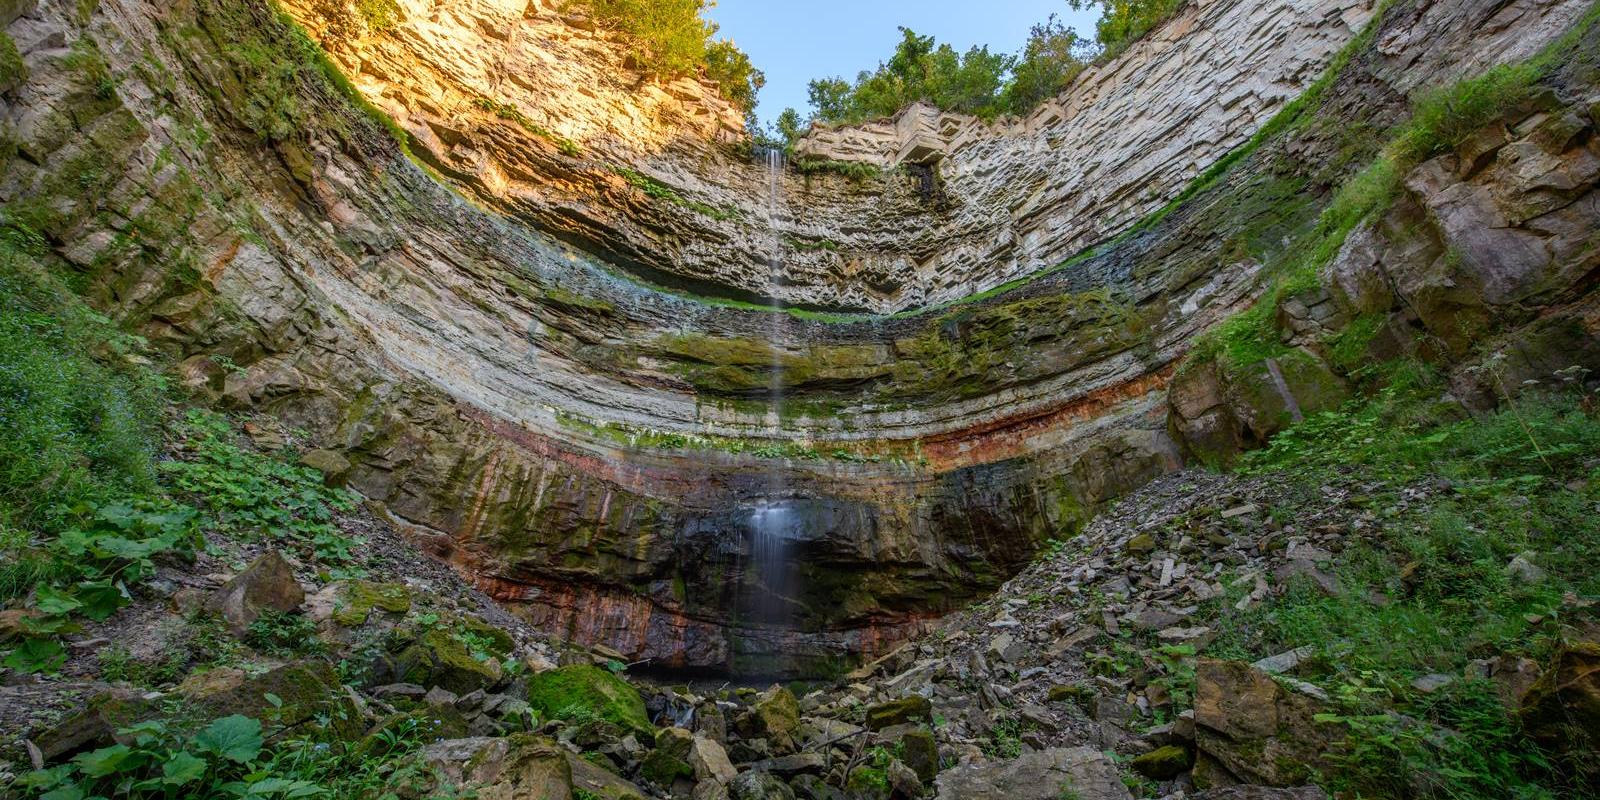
747;147;798;629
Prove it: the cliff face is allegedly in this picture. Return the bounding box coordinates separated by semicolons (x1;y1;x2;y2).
2;0;1595;674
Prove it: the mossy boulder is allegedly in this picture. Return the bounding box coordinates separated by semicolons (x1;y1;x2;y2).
745;685;801;751
33;688;152;761
524;664;652;742
1130;744;1193;779
864;695;932;731
393;626;505;695
178;659;364;741
898;727;939;782
639;726;695;787
331;581;412;627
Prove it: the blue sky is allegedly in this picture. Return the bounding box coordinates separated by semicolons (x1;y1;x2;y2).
705;0;1100;126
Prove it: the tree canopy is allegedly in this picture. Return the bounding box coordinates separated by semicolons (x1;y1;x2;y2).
776;0;1186;138
575;0;764;114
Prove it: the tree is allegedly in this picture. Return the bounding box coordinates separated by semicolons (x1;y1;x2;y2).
1000;15;1090;115
806;27;1015;125
575;0;763;113
774;108;806;144
704;38;764;113
807;77;854;122
1068;0;1187;55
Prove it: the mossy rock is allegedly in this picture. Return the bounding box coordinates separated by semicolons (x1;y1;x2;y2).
1124;533;1157;556
748;685;801;749
1047;683;1094;705
639;727;694;786
393;626;505;694
33;689;152;761
525;664;652;742
332;580;412;627
1130;744;1193;779
864;695;931;731
845;764;890;799
459;614;516;656
354;706;469;758
179;660;365;741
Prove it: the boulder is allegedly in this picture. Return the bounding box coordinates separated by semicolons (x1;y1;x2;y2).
1519;640;1600;779
392;627;505;695
326;580;412;627
898;728;939;782
299;448;352;484
640;726;695;787
177;659;364;741
730;770;797;800
1130;744;1192;780
209;550;304;633
689;733;738;783
1192;659;1332;787
566;750;649;800
32;688;150;762
864;695;932;731
1194;788;1330;800
423;734;574;800
933;747;1132;800
745;685;801;751
525;664;653;742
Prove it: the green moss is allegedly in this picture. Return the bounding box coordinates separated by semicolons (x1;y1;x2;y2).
331;581;411;627
0;31;26;91
524;664;652;741
394;626;504;694
793;157;880;182
612;167;739;220
543;287;617;315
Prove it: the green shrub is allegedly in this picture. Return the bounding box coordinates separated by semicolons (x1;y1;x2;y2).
245;609;327;657
796;12;1091;130
704;38;763;114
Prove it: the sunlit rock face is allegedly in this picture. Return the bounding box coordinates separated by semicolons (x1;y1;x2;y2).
2;0;1593;673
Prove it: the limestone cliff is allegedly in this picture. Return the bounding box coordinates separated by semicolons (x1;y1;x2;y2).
1;0;1595;675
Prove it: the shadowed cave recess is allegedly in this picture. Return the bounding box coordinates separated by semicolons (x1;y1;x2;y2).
4;0;1598;682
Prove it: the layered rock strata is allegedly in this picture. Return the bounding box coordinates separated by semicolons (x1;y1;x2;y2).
0;0;1593;675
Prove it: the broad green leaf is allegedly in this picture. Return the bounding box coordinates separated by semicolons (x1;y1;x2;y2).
194;715;263;763
40;787;86;800
249;778;295;793
4;636;67;674
264;692;283;708
73;744;136;778
161;751;208;785
34;586;83;615
75;580;129;622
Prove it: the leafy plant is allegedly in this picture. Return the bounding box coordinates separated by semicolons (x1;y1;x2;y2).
244;610;326;658
161;409;361;568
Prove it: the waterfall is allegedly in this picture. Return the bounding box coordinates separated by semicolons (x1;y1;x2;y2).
746;147;798;628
